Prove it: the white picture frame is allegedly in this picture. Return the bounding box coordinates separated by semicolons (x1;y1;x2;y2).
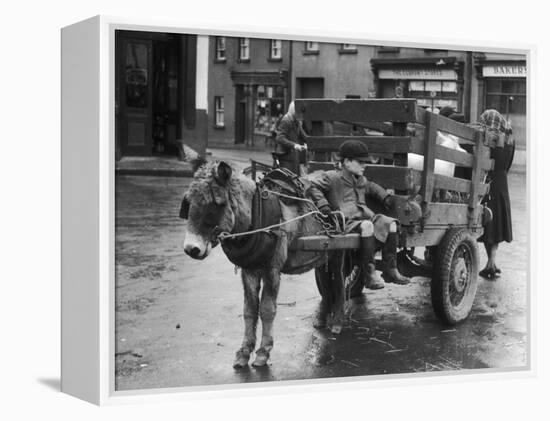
61;14;535;406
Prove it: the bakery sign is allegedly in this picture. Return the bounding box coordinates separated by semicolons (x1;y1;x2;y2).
482;64;527;78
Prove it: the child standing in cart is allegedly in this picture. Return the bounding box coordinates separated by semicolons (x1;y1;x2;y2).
306;139;411;290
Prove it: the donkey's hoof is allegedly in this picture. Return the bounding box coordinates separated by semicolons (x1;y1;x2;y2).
252;349;270;367
233;357;249;369
233;349;251;369
330;324;343;334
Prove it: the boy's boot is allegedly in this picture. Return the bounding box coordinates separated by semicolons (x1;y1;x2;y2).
360;235;384;290
382;232;411;285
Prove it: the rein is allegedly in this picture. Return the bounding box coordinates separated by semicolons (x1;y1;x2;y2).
218;210;326;241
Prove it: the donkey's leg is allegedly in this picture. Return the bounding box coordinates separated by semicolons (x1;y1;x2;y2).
234;269;261;369
252;268;281;367
329;253;346;334
313;267;330;329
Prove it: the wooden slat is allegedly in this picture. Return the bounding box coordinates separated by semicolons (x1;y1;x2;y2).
468;134;487;227
308;162;339;172
404;225;483;247
346;121;394;135
295;99;418;123
403;228;446;248
433;146;492;171
423;203;473;225
431;113;482;142
434;145;474;168
305;136;424;155
309;163;422;191
297;234;360;251
420;112;438;204
433;174;489;196
366;165;422;191
305;135;491;171
433;174;470;193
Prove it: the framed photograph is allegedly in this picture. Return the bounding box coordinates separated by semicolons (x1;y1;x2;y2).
61;15;531;405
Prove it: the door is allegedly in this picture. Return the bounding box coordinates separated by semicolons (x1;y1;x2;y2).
152;39;180;155
235;85;247;144
117;37;154;156
296;78;324;135
235;101;246;144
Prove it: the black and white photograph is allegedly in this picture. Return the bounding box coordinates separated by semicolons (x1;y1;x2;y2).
5;0;550;418
114;30;528;391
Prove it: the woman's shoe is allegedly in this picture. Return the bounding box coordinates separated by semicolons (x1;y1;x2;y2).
479;268;497;279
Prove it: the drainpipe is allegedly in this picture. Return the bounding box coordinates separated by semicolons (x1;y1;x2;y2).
288;40;293;105
464;51;472;121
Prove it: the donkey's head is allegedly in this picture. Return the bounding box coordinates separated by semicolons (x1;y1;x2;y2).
180;161;237;259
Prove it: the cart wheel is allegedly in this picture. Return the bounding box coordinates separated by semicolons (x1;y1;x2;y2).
431;228;479;325
315;268;329;300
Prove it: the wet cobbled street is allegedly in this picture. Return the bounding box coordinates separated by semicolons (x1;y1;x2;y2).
114;171;527;391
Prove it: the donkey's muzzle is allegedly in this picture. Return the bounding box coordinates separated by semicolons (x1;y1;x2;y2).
184;245;205;259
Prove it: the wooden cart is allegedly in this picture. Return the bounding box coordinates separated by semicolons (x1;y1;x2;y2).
293;99;493;325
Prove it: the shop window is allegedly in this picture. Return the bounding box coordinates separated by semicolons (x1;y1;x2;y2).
214;96;224;128
239;38;250;61
486;94;526;115
215;37;226;62
487;79;526;95
254;85;285;135
270;40;282;60
408;80;457;94
485;78;526;116
339;43;357;54
405;80;458;110
304;41;319;54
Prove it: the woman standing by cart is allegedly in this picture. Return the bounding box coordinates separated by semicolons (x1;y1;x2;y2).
478;109;515;279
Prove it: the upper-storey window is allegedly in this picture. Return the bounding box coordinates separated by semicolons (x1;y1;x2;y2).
304;41;319;55
239;38;250;61
214;96;224;128
340;43;358;54
215;37;226;62
270;40;282;60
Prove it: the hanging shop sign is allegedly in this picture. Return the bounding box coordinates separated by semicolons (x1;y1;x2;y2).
378;68;458;80
482;64;527;78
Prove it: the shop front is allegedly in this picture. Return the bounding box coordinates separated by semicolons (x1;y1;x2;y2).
371;57;466;114
477;60;527;149
230;70;288;145
115;30;202;158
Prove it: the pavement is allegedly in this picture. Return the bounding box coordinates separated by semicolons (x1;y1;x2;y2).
115;146;527;177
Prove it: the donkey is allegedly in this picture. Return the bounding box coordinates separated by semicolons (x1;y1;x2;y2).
180;160;347;368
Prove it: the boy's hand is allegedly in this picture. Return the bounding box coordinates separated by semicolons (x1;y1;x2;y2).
319;205;332;216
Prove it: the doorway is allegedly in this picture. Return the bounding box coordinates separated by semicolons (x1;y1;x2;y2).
296;77;324;135
116;31;181;157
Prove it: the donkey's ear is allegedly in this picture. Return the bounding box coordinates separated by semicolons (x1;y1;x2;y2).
179;193;190;219
215;161;232;185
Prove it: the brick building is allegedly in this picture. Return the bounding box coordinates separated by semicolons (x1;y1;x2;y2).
207;36;291;147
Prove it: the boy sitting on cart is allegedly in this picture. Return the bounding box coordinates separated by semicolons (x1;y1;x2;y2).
306;139;411;290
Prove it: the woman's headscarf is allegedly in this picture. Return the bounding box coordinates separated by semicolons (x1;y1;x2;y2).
479;109;513;135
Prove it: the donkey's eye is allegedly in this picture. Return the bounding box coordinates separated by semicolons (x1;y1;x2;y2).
200;202;225;228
